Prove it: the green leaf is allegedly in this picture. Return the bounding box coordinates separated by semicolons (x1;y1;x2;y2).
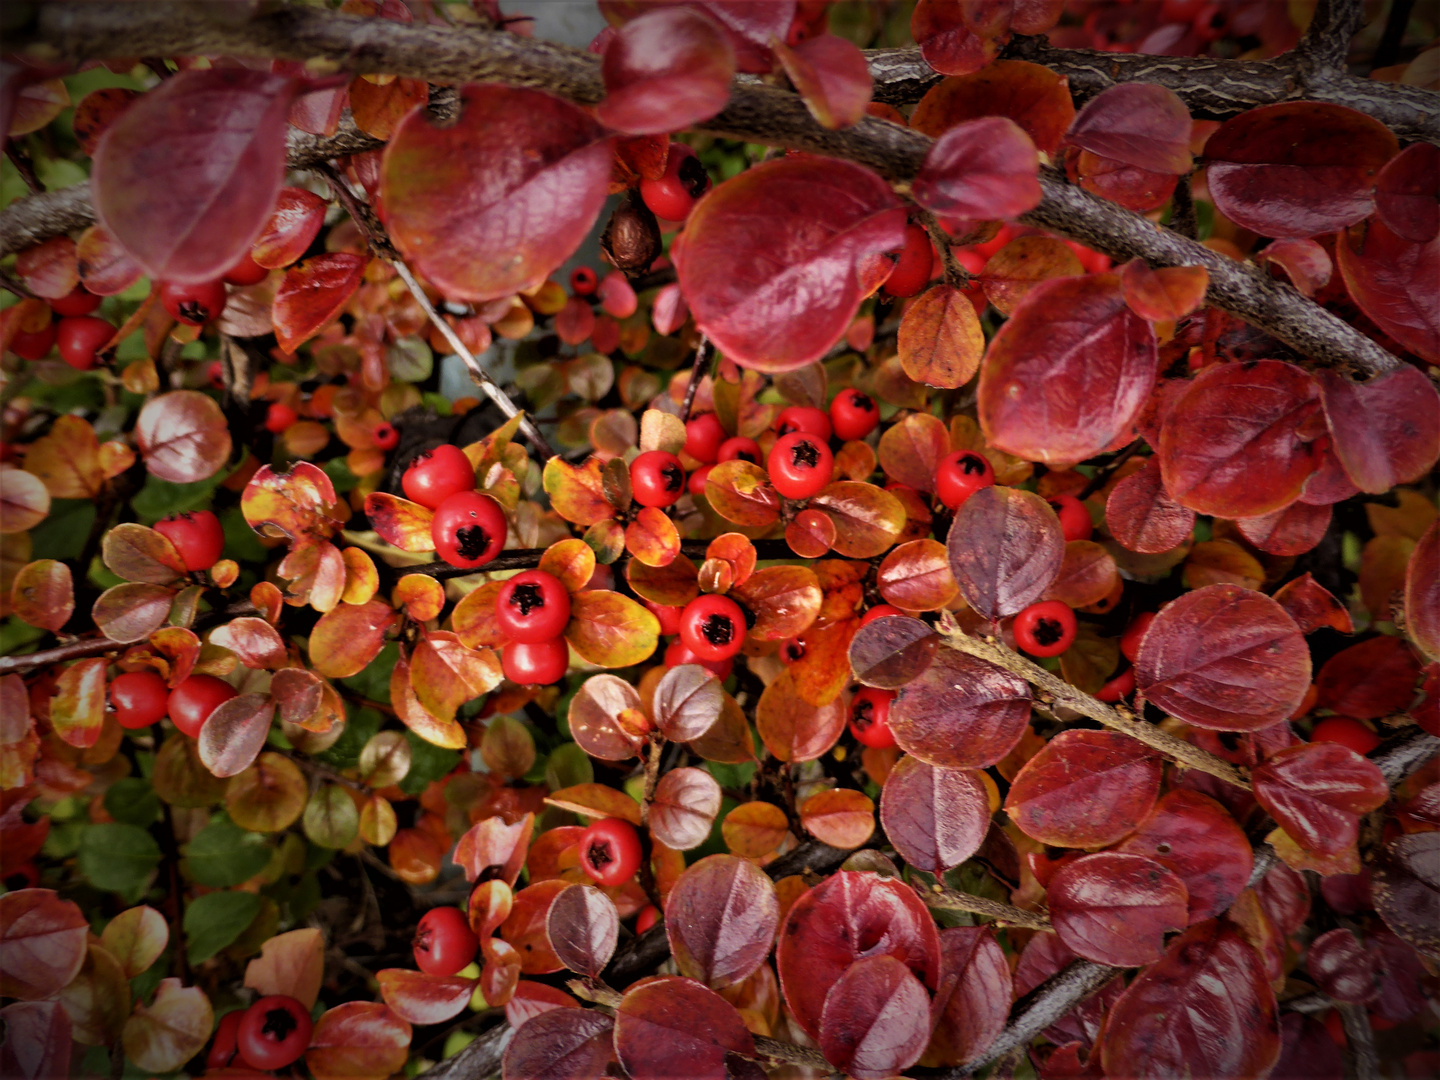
322;456;361;494
338;643;397;705
543;742;594;791
313;706;383;771
397;730;460;796
103;777;161;827
184;890;262;966
387;337;433;382
182;819;272;887
30;500;96;561
131;465;232;524
78;823;161;897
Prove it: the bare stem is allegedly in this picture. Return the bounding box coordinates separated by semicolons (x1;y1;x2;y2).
677;334;710;425
918;881;1053;932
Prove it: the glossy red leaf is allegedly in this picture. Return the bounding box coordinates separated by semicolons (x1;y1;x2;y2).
306;1002;412;1080
16;237;77;300
702;460;781;527
925;927;1011;1068
1067;83;1193;175
198;694;274;779
978;273;1157;467
1106;456;1195;554
1306;928;1378;1003
252;187;329;269
273;253;368;353
50;657;107;749
912;116;1040;222
911;0;1002;77
1101;920;1280;1080
910;60;1075;157
599;0;793;75
650;767;722;851
819;955;931;1079
879;412;951;493
383;84;610;302
501;880;568;974
877;538;959;611
1336;216;1439;361
545;884;618;980
375;969;474;1026
10;560;73;632
1120;260;1209;322
776;870;940;1039
135;391;233;484
775;33;872;131
1013;933;1122;1047
947;485;1064;619
1407;522;1439;662
1204;102;1397;239
502;1008;612;1080
1271;1013;1344;1080
889;646;1030;768
1375;141;1439;243
665;854;779;989
848;614;940;689
614;977;755;1080
1256;237;1332;297
1233;499;1329;557
92;583;173;645
879;755;990;873
209;617;287;671
309;599;396;680
0;890;89;1000
1005;729;1163;848
1134;584;1311;731
1273;573;1352;636
92;69;295;283
454;813;534;888
1048;853;1188;967
0;1001;72;1080
1115;789;1253;924
1315;635;1421;720
674;156;905;372
1251;742;1387;857
1317;365;1440;493
75;223;143;296
597;6;734;135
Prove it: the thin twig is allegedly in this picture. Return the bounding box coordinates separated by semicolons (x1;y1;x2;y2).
677;335;710;425
5;143;41;194
1337;1001;1380;1080
918;210;971;291
919;882;1053;932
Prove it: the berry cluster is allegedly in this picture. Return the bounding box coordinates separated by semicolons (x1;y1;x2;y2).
208;995;312;1072
400;445;509;571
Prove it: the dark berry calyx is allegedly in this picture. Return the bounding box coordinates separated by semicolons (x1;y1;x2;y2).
261;1007;299;1041
678;154;709;198
701;613;735;646
587;839;613;869
509;583;545;616
177;299;211;323
790;440;820;469
455;524;491;560
660;463;684;492
735;449;757;462
851;393;876;412
958;453;987;475
852;701;874;730
783;640;805;662
1033;617;1065;646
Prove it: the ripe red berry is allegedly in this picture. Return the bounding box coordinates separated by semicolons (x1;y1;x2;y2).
372;422;399;450
49;285;101;318
934;451;995;510
154;510;225;571
402;445;475;510
883;223;934;298
679;594;746;662
222;252;270;287
56;315;114;370
1310;716;1381;756
1192;2;1227;40
664;638;732;680
1120;612;1155;662
413;906;479;977
776;405;832;442
431;491;507;569
830;388;880;441
780;637;806;664
635;905;661;934
502;638;570;685
9;321;56;361
1048;494;1093;542
1096;667;1136;703
859;604;904;626
630;450;686;508
684;413;727;464
111;670;170;730
570;266;598;296
849;687;897;748
264;401;299;434
160;279;228;326
167;674;237;738
717;436;761;464
496;570;572;643
237;995;312;1071
207;1009;244;1070
578;818;642;887
1013;601;1078;657
644;600;684;637
688;464;713;496
640;143;711;222
767;432;833;500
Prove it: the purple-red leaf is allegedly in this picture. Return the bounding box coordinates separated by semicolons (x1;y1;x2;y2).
1316;365;1440;494
665;854;779;990
925;927;1011;1067
1066;83;1193;175
1307;928;1378;1003
819;956;931;1080
879;755;990;873
911;117;1041;220
1115;789;1253;924
1251;742;1387;857
1048;852;1189;967
1106;456;1195;554
947;485;1065;619
1005;729;1163;848
1336;216;1439;362
502;1008;612;1080
273;253;368;354
888;647;1030;768
1375;141;1439;243
135;391;233;485
613;977;755;1080
596;7;735;135
545;884;618;980
774;33;872;131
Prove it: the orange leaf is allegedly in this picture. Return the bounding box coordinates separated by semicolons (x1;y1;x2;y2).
898;283;984;389
245;928;324;1009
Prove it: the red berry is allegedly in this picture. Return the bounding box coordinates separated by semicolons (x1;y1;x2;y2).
160;279;227;327
688;464;713;495
1120;612;1155;662
1310;716;1381;756
237;995;312;1071
208;1010;244;1070
502;638;570;685
570;266;598;296
635;905;661;934
1096;667;1136;703
776;405;832;442
264;401;299;434
49;285;101;318
1013;601;1078;657
664;638;732;680
684;413;727;464
859;604;904;626
780;637;806;664
402;444;475;510
1192;2;1227;40
717;436;761;464
111;671;169;730
578;818;642;887
167;674;237;739
678;594;746;662
56;315;114;370
431;491;507;569
9;321;56;361
640;143;711;222
849;687;897;748
154;510;225;571
222;252;269;287
1048;494;1093;542
830;389;879;441
884;223;934;298
644;600;684;637
413;906;479;977
767;432;833;500
496;570;572;643
934;451;995;510
372;422;399;450
206;361;225;389
630;450;685;508
1161;0;1207;20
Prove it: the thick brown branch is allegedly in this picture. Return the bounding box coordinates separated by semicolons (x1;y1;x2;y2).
0;635;126;676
